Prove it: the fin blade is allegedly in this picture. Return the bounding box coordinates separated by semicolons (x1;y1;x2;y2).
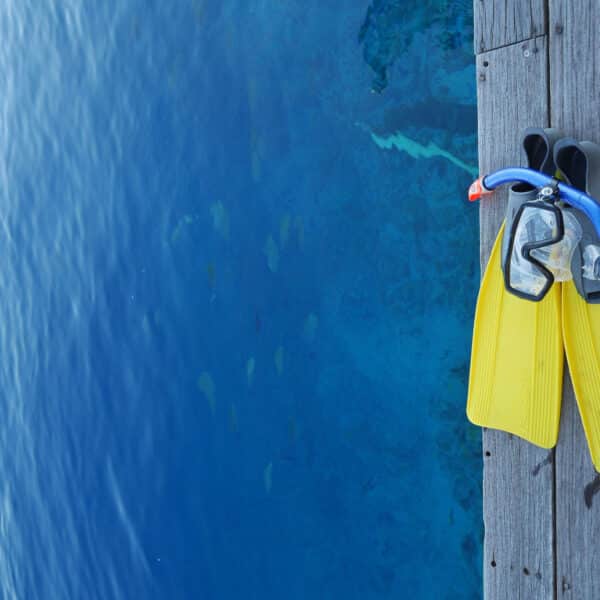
467;223;563;448
563;281;600;470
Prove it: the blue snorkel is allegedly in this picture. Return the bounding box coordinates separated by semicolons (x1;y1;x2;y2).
469;167;600;238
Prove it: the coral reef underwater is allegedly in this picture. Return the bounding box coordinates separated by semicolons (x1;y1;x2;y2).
359;0;474;92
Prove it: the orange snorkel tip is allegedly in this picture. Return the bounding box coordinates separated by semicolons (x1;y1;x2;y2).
468;176;493;202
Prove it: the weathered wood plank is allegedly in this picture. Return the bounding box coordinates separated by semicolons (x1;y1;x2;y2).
476;36;555;600
549;2;600;597
474;0;546;54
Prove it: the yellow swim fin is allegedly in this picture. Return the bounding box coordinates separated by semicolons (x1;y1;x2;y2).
467;224;563;448
467;128;565;448
562;282;600;467
555;139;600;470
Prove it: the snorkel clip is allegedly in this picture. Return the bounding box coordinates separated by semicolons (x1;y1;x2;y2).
538;178;560;202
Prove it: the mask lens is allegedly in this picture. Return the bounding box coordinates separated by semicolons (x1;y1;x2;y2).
517;204;560;244
509;247;551;297
505;203;565;300
530;210;582;281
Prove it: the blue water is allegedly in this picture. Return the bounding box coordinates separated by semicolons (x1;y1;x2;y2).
0;2;480;598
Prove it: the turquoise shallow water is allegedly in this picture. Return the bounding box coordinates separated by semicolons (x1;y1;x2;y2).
0;1;480;598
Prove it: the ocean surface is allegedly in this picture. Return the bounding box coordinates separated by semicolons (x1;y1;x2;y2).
0;2;481;598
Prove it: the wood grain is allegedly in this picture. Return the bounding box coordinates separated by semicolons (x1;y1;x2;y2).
476;37;555;600
549;2;600;597
474;0;546;54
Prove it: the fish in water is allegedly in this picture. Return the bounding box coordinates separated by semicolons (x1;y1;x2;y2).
288;416;297;442
264;461;273;494
264;235;279;272
170;214;196;244
197;371;216;416
279;214;291;248
246;357;255;386
210;201;230;239
274;346;284;375
229;404;239;434
303;312;319;342
294;216;304;247
255;312;261;333
206;262;216;288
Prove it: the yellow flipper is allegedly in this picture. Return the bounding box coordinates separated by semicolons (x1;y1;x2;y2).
562;281;600;469
467;223;563;448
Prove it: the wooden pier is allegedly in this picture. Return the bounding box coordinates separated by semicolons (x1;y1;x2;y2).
474;1;600;598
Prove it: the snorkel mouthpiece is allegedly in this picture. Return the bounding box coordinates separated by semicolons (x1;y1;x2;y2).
468;176;493;202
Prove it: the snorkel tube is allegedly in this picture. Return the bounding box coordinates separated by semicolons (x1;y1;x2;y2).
469;167;600;238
